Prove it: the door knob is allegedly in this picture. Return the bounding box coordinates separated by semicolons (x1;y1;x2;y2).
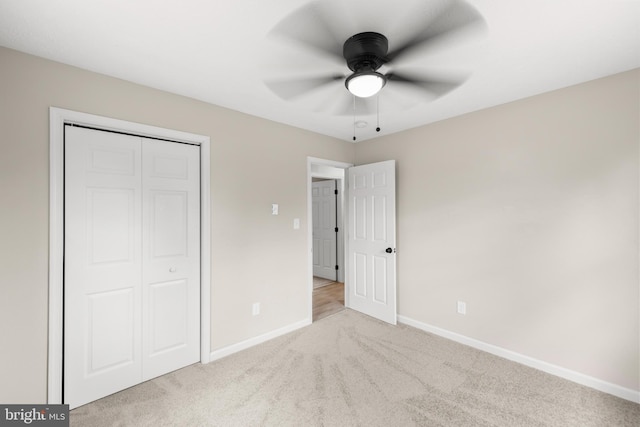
385;248;393;254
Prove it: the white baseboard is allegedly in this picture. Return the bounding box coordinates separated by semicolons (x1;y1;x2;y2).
398;315;640;404
209;318;312;362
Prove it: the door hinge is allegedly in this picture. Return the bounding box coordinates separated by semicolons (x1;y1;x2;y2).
334;189;338;195
335;227;339;233
335;265;339;270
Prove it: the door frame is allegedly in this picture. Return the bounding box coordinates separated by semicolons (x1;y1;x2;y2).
307;157;352;321
48;107;212;404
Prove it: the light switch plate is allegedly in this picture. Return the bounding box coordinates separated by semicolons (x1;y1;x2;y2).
457;301;466;315
271;204;279;215
293;218;300;229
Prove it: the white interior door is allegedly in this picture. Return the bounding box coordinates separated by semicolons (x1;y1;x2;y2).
64;126;200;409
312;180;337;280
347;160;397;324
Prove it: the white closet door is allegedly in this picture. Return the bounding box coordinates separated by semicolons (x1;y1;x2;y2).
64;126;144;409
142;140;200;379
64;127;200;409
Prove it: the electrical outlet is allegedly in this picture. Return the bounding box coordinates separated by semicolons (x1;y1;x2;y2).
252;302;260;316
457;301;466;315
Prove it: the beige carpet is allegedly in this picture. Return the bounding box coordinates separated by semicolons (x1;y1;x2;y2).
71;310;640;426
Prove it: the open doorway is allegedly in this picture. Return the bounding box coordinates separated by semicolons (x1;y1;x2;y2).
312;178;343;321
307;158;352;322
312;178;338;281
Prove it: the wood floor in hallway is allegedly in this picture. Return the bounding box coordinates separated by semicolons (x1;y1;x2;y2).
313;279;345;322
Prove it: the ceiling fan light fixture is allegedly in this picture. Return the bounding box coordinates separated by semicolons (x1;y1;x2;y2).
346;71;386;98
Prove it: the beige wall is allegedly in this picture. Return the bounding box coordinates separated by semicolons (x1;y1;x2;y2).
0;46;355;403
356;69;640;391
1;44;638;403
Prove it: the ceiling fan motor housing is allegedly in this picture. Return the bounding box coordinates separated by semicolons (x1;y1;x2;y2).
343;32;389;72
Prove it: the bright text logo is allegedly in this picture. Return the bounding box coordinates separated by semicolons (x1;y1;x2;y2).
0;405;68;426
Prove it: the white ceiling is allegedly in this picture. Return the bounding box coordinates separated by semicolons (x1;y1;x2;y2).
0;0;638;142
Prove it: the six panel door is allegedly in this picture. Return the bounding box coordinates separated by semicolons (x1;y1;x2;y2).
64;126;200;409
347;160;397;325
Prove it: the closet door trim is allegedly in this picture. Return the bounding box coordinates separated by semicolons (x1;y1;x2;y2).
48;107;211;404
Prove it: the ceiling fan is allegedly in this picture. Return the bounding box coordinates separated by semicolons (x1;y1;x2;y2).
265;0;486;137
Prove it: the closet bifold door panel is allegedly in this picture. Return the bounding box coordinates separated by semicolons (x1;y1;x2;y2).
141;139;200;380
64;126;200;409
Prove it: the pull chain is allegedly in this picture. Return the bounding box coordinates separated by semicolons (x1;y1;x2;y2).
352;95;381;140
376;95;381;132
352;95;357;141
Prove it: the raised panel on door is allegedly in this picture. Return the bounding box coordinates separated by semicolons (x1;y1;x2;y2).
87;288;136;373
354;252;367;297
148;279;189;354
142;140;200;380
347;160;396;324
321;198;336;272
87;188;136;264
149;190;188;258
322;238;335;270
64;126;143;409
312;198;321;273
373;255;388;304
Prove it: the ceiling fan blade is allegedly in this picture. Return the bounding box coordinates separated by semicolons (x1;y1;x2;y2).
386;72;467;98
265;75;344;100
268;2;346;63
385;0;486;64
